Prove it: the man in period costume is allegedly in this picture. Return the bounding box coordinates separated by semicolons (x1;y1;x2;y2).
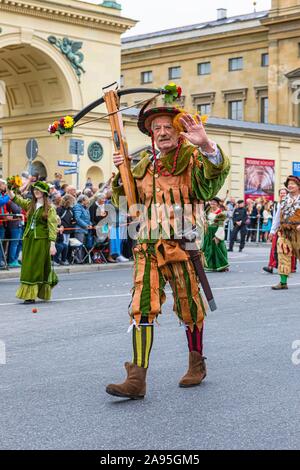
105;101;230;399
271;176;300;290
263;188;296;275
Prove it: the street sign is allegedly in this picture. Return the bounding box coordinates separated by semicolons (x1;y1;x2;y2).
58;160;77;168
64;169;78;175
292;162;300;177
69;139;84;156
26;139;38;161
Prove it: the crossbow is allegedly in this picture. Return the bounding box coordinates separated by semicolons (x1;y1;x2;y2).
73;82;171;215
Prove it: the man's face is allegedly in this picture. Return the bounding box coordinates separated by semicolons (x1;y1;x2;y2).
67;186;76;197
238;202;245;208
152;116;179;154
0;182;6;192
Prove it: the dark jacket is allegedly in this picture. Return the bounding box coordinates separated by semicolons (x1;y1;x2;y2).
56;206;75;230
89;201;107;227
6;200;23;229
233;207;248;226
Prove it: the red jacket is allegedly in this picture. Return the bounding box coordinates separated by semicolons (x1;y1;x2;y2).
0;193;9;226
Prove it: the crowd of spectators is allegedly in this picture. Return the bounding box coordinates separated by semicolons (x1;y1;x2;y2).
224;196;277;245
0;171;133;269
0;170;281;269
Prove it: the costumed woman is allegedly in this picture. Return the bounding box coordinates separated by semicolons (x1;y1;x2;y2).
271;175;300;290
203;197;229;272
8;181;58;304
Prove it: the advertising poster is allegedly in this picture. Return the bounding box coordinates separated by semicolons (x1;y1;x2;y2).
244;158;275;201
292;162;300;177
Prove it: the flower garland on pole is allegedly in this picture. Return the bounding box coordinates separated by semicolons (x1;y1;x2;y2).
48;115;75;138
47;84;183;139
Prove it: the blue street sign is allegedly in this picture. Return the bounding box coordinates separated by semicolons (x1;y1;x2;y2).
64;169;78;175
69;138;84;156
292;162;300;177
58;160;77;168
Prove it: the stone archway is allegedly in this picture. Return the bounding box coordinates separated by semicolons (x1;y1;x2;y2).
0;34;83;177
31;161;47;179
86;166;104;187
0;33;82;115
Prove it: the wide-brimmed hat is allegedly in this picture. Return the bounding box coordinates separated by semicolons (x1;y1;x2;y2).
31;181;50;195
138;105;181;136
284;175;300;189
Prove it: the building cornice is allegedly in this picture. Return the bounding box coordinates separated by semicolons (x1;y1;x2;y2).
261;11;300;27
122;27;268;62
0;0;136;33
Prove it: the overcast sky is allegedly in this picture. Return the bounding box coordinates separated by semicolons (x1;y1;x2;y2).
83;0;272;36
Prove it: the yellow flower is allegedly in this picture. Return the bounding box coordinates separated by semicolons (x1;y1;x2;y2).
15;175;22;187
63;116;74;129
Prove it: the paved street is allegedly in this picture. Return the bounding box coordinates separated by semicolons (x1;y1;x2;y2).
0;246;299;450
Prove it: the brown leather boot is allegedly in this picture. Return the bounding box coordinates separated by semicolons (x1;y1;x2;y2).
271;283;288;290
179;352;207;388
106;362;147;399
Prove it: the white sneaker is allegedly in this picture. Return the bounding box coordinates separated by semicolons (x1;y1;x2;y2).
116;255;129;263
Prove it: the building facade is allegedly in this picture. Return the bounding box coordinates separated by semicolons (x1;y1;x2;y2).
0;0;135;185
121;0;300;199
121;0;300;128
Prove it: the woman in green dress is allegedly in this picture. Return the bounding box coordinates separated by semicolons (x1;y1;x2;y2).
8;181;58;304
203;197;229;272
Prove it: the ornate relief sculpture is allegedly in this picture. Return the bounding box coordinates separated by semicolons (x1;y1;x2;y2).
48;36;85;82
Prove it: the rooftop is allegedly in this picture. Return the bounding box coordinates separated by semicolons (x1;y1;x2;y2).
122;10;269;47
123;108;300;138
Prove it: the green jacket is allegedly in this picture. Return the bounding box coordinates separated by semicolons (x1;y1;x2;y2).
112;144;230;208
13;195;57;242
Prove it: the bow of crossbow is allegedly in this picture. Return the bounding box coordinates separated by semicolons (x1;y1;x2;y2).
73;85;168;124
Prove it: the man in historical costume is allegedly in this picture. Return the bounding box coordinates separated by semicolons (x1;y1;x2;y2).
263;188;296;275
271;176;300;290
105;100;230;400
